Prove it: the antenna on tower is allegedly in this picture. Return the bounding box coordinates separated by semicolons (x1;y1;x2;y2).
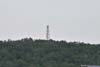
46;25;50;40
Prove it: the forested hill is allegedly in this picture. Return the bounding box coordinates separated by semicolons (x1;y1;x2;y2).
0;38;100;67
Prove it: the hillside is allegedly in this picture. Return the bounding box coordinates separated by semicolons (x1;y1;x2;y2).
0;38;99;67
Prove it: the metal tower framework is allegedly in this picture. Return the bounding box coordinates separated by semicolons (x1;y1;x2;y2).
46;25;50;40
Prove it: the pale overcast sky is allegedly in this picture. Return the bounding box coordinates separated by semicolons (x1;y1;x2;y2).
0;0;100;43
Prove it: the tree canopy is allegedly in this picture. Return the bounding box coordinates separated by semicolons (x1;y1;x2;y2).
0;38;99;67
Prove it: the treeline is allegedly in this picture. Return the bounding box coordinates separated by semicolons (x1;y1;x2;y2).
0;38;100;67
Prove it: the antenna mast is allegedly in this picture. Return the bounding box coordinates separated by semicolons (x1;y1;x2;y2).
46;25;50;40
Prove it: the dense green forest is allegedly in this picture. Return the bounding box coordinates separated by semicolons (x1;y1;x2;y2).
0;38;100;67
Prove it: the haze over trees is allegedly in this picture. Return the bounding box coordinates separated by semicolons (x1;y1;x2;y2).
0;38;99;67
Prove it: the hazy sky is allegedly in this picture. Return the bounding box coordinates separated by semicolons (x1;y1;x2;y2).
0;0;100;43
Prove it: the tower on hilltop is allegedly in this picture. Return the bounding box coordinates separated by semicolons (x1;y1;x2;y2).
46;25;50;40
